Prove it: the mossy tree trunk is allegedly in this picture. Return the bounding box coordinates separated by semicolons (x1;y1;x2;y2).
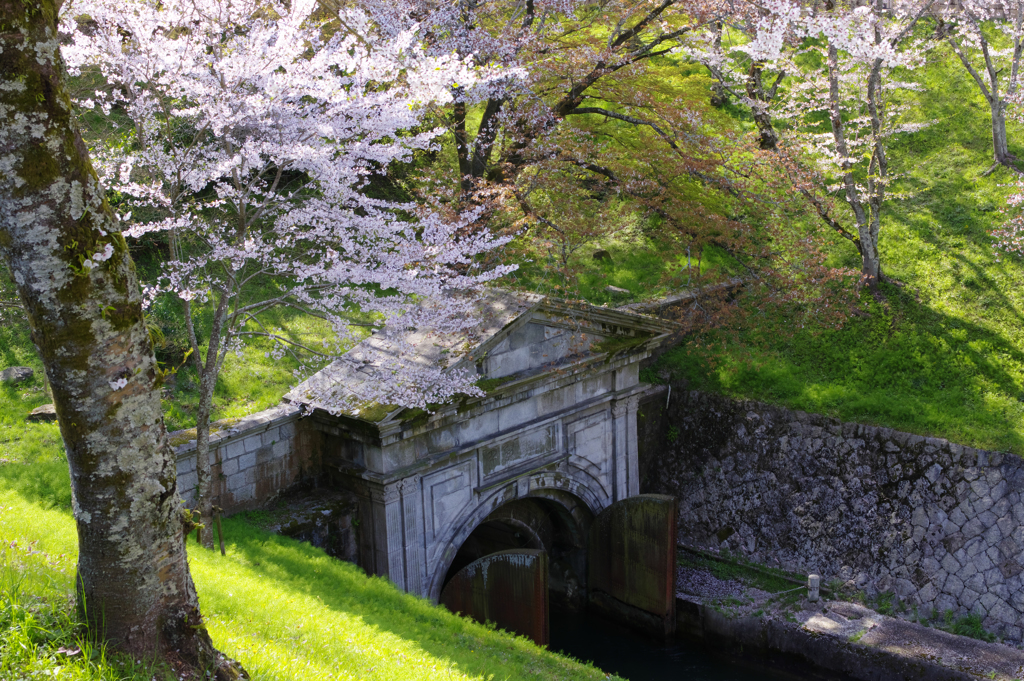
0;2;244;677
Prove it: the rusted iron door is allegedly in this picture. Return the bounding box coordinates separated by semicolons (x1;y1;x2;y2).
588;494;677;636
439;549;549;645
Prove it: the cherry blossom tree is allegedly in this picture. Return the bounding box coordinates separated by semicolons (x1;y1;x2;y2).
62;0;515;545
942;0;1024;172
686;1;796;149
741;0;937;288
0;1;245;676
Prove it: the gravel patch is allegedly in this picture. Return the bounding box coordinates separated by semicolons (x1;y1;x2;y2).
675;565;773;604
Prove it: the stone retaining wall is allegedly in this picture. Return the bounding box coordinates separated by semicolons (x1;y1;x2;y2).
172;403;321;513
639;388;1024;641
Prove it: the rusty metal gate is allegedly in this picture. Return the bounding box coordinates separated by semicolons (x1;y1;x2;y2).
588;494;677;636
439;549;549;645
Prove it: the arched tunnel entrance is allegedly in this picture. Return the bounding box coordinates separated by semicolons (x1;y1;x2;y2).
441;495;592;613
438;493;678;647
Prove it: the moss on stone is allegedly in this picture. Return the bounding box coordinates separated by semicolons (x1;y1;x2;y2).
591;334;651;357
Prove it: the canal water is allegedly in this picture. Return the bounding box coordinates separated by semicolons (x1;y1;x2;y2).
549;605;842;681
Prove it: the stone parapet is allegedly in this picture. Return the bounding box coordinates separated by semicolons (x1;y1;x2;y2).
171;403;316;513
639;388;1024;642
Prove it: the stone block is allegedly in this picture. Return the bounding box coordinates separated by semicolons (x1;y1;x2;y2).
226;439;245;460
221;457;239;476
273;439;290;458
983;522;1003;545
236;449;256;471
0;366;32;384
176;456;195;475
177;471;197;494
979;592;1001;613
227;473;249;493
262;426;279;445
243;434;263;452
961;588;981;611
935;594;958;614
962;517;984;539
233;482;255;502
970;478;990;497
941;553;961;575
964;573;986;594
990;479;1008;502
948;506;967;528
279;421;296;439
894;578;916;598
918;581;937;603
974;551;994;573
925;463;943;484
989;601;1018;625
921;557;941;574
998;536;1019;560
986;568;1005;590
957;561;978;580
973;495;995;516
943;574;964;599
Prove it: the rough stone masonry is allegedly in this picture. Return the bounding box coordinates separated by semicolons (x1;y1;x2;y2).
638;388;1024;641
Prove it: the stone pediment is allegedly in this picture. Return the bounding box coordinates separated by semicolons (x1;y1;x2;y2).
283;289;676;424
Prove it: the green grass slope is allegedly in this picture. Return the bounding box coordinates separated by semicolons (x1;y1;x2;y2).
0;432;616;681
652;43;1024;454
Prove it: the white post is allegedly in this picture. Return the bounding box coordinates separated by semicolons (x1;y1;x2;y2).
808;574;820;603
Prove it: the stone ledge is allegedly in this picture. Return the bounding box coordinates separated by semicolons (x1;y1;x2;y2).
171;403;301;459
680;595;1024;681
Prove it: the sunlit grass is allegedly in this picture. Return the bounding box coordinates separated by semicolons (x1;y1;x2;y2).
0;487;616;681
0;413;616;681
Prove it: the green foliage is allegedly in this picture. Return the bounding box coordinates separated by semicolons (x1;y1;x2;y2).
936;610;997;643
873;591;895;617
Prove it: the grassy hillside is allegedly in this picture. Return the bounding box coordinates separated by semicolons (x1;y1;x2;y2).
643;43;1024;454
0;413;617;681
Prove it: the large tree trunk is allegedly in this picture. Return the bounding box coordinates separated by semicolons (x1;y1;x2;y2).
0;3;244;678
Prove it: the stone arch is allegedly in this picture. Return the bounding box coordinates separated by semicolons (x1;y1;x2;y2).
426;468;607;602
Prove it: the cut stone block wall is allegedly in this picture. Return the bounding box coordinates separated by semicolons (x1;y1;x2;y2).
638;387;1024;642
173;403;320;514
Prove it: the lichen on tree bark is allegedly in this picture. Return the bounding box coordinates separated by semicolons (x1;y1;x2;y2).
0;2;244;677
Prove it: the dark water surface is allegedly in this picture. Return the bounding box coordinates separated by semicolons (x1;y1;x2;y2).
549;605;837;681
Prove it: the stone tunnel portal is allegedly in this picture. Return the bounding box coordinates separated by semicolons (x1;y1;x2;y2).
440;493;594;612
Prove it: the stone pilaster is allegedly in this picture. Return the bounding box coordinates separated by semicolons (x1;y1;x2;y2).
400;477;426;597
